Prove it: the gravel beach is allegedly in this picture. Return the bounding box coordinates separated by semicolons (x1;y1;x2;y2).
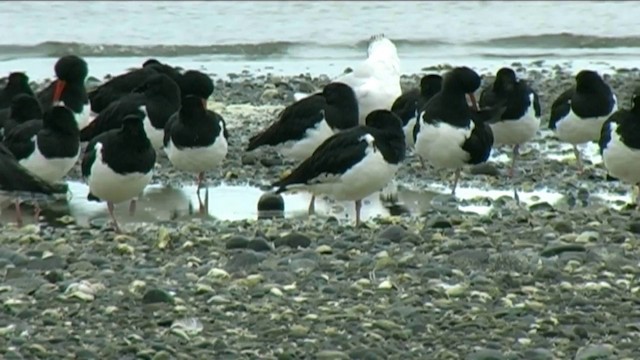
2;61;640;359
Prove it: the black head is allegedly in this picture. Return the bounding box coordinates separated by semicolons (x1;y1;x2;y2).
494;67;517;93
121;113;148;142
322;82;356;104
365;109;403;130
54;55;89;83
180;95;207;118
575;70;606;93
443;67;482;94
632;87;640;113
10;94;42;122
43;105;79;134
7;72;30;87
133;73;181;98
179;70;214;100
143;59;162;68
419;74;443;98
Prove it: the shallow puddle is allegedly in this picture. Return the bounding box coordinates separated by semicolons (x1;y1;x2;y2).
0;180;632;228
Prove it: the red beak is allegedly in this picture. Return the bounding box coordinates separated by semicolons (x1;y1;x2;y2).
201;98;207;108
467;93;478;111
53;80;66;104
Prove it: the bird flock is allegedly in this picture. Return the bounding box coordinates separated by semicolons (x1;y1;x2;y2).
0;34;638;233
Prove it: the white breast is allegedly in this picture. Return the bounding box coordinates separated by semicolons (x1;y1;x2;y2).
165;132;228;173
19;136;80;184
280;118;335;162
602;122;640;185
415;118;472;169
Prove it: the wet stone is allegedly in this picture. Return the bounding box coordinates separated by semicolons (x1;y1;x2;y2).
274;232;312;249
225;235;250;250
376;225;408;243
142;288;175;305
540;242;586;257
247;238;272;252
427;216;453;229
225;250;267;273
466;348;506;360
27;255;66;271
574;344;616;360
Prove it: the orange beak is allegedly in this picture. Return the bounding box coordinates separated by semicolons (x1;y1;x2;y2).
53;80;66;104
467;93;478;111
201;98;208;108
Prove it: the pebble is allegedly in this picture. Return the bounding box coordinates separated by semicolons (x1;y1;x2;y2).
142;288;175;304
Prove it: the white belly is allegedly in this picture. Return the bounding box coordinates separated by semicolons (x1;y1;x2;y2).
403;117;417;148
166;133;228;173
280;119;335;162
490;101;540;146
415;120;471;169
75;103;93;131
19;142;79;184
310;147;399;201
602;124;640;185
555;107;616;145
143;116;165;150
88;159;153;204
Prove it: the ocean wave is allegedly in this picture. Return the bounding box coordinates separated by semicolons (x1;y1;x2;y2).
1;33;640;59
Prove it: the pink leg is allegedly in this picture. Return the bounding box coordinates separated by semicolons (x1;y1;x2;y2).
573;145;584;173
451;168;462;196
128;198;137;216
33;200;42;223
196;172;206;213
308;195;316;215
14;199;23;227
508;144;520;178
107;202;122;233
355;199;362;226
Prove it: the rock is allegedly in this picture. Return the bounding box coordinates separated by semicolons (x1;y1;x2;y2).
522;348;555;360
466;348;505;360
376;225;408;243
274;232;312;249
225;235;250;250
225;251;266;273
427;216;452;229
574;344;616;360
553;220;574;233
469;163;500;177
540;243;586;257
247;238;272;252
575;231;599;243
260;88;280;101
628;222;640;234
316;350;349;359
257;192;284;220
142;288;175;305
241;153;258;166
259;157;283;167
27;255;66;271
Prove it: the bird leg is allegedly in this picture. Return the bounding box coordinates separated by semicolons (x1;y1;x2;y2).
308;195;316;215
196;172;206;214
128;198;137;216
635;184;640;210
355;199;362;227
14;199;23;227
419;157;427;169
508;144;520;178
451;168;462;196
107;202;122;234
33;200;42;223
572;145;584;173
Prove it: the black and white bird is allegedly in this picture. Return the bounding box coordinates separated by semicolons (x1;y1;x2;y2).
0;72;36;126
88;58;183;114
599;87;640;206
0;72;35;109
549;70;617;172
479;67;541;177
272;109;406;226
1;94;42;139
247;82;359;161
164;95;228;213
80;73;181;149
3;105;80;185
391;74;443;148
36;55;92;130
414;66;496;195
0;142;67;227
81;113;156;233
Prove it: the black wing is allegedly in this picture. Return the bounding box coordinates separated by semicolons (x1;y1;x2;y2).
478;86;500;109
81;132;110;179
462;122;495;165
272;127;369;191
531;89;542;118
0;143;64;195
549;88;574;129
2;120;43;160
391;89;420;126
36;82;55;112
163;112;179;147
88;66;160;113
599;110;631;155
246;94;327;151
80;94;145;142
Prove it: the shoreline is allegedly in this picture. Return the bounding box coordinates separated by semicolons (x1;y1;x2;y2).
1;62;640;359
